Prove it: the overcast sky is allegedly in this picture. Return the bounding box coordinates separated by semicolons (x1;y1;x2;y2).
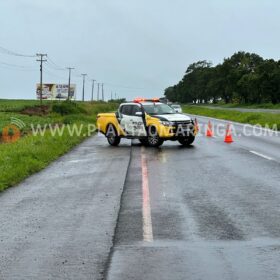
0;0;279;100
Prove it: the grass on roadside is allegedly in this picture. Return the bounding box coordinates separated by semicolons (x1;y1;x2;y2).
197;103;280;110
0;100;118;192
183;105;280;130
0;127;88;191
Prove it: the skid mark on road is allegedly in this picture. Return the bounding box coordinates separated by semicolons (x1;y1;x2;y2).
141;146;154;242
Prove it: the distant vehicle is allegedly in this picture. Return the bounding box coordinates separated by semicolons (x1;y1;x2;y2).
97;98;196;147
159;97;169;104
171;104;182;113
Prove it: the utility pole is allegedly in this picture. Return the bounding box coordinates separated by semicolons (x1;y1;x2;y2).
91;79;96;102
102;83;104;101
67;67;74;100
111;91;113;100
97;83;100;101
81;74;87;101
36;53;47;106
115;92;117;100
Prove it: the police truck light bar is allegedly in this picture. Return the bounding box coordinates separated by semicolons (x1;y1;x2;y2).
133;98;160;103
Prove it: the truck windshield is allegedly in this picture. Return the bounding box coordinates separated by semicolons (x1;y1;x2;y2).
143;103;175;115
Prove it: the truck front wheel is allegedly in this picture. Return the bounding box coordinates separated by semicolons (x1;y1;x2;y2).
106;124;121;146
147;126;164;147
178;135;195;146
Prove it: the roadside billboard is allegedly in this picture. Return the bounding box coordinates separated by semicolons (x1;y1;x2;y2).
36;84;76;100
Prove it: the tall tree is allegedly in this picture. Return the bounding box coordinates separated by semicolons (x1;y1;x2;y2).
164;51;278;105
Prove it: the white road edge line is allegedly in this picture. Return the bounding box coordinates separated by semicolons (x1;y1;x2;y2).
249;151;274;161
141;146;154;242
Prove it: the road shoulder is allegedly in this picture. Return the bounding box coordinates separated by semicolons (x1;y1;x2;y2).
0;135;131;280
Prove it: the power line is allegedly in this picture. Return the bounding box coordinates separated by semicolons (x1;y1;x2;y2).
0;45;36;58
44;64;80;82
74;71;149;93
0;46;161;100
0;61;37;71
47;56;66;70
72;69;83;79
44;67;66;80
44;67;80;84
46;61;65;71
103;82;145;90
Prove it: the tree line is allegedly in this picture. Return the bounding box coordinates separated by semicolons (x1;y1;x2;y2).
165;52;280;104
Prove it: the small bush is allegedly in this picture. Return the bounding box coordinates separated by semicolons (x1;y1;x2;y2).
52;101;86;115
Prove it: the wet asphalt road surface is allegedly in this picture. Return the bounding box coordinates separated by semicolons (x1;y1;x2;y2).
106;117;280;280
1;116;280;279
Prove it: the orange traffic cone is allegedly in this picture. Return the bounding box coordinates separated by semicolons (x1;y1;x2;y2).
224;124;233;143
194;118;199;132
206;121;213;137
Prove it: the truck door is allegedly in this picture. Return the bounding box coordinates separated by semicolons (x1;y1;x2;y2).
119;104;146;136
119;105;133;135
130;105;147;136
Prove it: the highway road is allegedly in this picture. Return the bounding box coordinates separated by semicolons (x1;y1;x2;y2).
0;116;280;279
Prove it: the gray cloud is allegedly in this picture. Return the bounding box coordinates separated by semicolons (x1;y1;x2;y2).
0;0;279;100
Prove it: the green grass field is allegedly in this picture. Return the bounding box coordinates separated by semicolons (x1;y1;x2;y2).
0;99;46;112
196;103;280;110
183;105;280;130
0;100;118;191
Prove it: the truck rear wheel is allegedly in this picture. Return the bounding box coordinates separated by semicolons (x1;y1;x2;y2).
106;124;121;146
178;135;195;146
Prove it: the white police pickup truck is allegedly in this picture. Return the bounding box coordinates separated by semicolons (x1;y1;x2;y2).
97;98;196;147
